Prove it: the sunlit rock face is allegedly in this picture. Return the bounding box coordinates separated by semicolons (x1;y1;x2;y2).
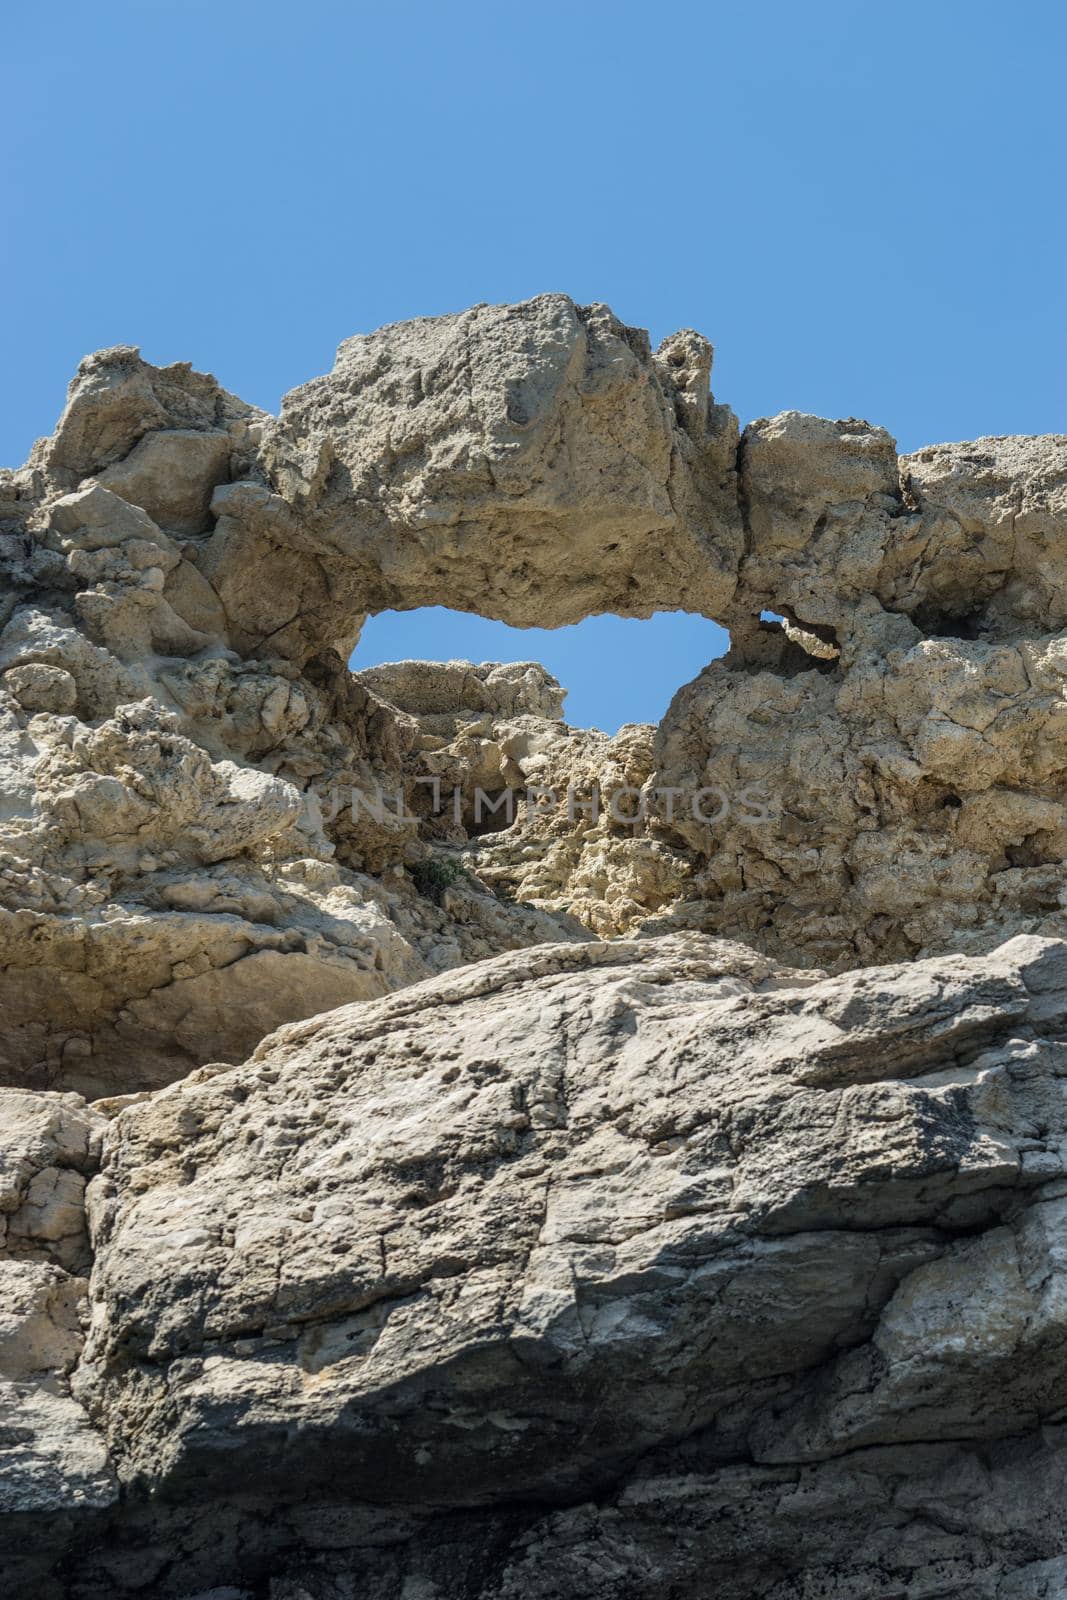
3;297;1067;1091
258;297;744;634
3;295;1067;1597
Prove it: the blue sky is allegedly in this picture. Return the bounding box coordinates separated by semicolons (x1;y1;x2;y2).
4;1;1064;730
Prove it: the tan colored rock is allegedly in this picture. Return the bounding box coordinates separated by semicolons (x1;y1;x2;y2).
0;1259;87;1379
0;1259;115;1522
737;411;900;637
255;295;743;633
349;661;687;937
3;661;77;713
356;657;566;721
460;717;691;935
897;432;1067;634
98;427;233;534
0;1089;103;1272
735;416;1067;646
652;616;1067;969
2;293;1067;1096
37;344;257;483
0;1094;115;1543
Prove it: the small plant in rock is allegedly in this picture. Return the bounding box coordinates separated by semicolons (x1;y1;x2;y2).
410;855;468;904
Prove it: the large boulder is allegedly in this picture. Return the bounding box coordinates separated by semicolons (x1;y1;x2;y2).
0;931;1057;1595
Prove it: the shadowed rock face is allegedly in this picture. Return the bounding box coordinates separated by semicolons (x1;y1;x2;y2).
6;932;1067;1595
3;296;1067;1596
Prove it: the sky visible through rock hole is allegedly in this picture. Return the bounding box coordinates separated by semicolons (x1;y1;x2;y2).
3;0;1063;731
351;610;733;732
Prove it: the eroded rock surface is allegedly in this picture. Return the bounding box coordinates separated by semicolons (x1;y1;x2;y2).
0;932;1065;1595
0;1088;115;1581
3;296;1067;1090
4;296;1067;1596
258;298;743;634
649;417;1067;971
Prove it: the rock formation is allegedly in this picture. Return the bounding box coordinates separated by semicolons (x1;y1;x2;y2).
9;935;1067;1595
2;295;1067;1596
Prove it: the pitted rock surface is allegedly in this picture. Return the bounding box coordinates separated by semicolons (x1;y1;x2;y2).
3;933;1067;1595
3;296;1067;1597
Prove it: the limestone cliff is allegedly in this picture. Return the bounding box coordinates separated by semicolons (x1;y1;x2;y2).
2;297;1067;1598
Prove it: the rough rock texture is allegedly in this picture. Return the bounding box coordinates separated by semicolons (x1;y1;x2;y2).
356;659;689;936
652;612;1067;969
4;933;1067;1595
648;418;1067;971
0;331;616;1094
0;1089;115;1549
258;299;743;635
4;295;1067;1595
3;296;1067;1092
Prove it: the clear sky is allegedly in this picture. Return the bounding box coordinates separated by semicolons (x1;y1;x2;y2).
4;1;1064;730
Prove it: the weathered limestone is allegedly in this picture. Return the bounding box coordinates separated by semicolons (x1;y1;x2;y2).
356;657;567;722
0;932;1063;1594
0;1088;115;1570
4;293;1067;1596
256;297;744;634
653;609;1067;970
3;296;1067;1095
81;931;1051;1503
0;1089;103;1272
735;416;1067;641
0;1260;115;1525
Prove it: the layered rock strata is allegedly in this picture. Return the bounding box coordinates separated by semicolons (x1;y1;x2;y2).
6;934;1067;1596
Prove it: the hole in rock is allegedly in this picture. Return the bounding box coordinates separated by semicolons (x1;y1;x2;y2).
466;790;515;837
351;608;731;733
912;604;988;641
728;610;839;676
1005;831;1061;869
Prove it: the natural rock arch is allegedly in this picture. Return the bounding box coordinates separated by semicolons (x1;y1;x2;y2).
201;296;745;665
2;294;1067;1093
8;297;1067;1600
